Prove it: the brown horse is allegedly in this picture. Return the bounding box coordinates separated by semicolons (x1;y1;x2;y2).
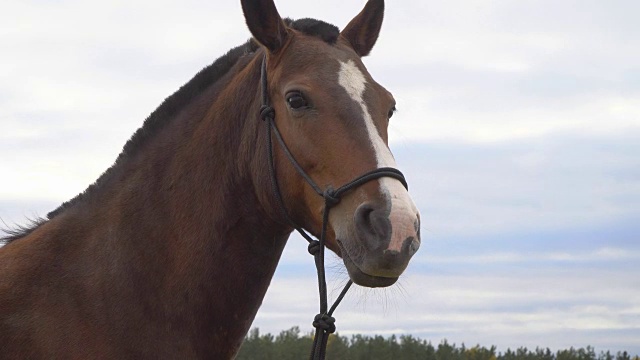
0;0;420;358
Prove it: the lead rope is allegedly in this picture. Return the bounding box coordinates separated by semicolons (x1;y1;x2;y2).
258;55;408;360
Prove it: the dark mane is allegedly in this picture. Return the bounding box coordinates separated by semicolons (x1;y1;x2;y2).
1;217;47;244
285;18;340;44
1;17;340;244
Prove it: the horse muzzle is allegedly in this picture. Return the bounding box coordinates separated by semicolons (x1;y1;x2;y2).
338;200;421;288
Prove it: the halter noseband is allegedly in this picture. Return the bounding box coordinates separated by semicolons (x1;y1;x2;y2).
258;55;408;360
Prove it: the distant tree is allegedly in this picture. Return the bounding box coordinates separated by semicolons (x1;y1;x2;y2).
535;347;555;360
616;351;631;360
500;348;518;360
581;346;597;360
600;351;615;360
236;327;638;360
272;326;312;359
464;344;497;360
557;347;576;360
369;334;396;359
236;328;276;359
516;347;537;360
388;334;401;358
347;333;369;359
326;334;350;359
436;339;462;360
399;334;436;360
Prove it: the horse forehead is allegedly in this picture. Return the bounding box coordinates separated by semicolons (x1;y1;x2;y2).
337;60;368;101
336;59;386;116
279;38;359;79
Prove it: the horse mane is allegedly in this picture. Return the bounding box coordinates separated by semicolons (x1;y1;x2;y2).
1;18;339;244
285;18;340;44
0;217;47;244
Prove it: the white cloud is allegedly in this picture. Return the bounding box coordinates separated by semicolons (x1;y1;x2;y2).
393;132;640;239
416;247;640;265
256;265;640;353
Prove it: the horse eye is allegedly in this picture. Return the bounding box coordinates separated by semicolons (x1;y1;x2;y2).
388;106;396;119
286;92;308;110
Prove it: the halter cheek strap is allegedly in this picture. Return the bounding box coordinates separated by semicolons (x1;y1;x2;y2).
258;55;408;360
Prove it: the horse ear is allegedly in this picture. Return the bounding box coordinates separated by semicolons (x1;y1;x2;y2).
241;0;289;52
341;0;385;57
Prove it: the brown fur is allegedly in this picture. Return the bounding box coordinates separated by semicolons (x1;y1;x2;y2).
0;1;418;358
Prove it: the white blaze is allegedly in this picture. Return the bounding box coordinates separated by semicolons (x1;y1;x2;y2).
337;60;419;251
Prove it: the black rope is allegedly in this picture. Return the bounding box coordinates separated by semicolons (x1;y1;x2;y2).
270;119;325;196
258;55;408;360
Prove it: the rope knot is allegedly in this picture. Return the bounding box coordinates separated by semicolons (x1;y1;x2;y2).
307;240;321;256
312;313;336;334
260;105;275;121
323;188;340;208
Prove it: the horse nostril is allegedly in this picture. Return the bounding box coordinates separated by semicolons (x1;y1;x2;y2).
355;203;373;226
354;203;391;250
402;236;420;257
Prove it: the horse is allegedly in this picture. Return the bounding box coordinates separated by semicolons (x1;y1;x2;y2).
0;0;421;358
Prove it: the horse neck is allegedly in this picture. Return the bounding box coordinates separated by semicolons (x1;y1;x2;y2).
54;53;290;353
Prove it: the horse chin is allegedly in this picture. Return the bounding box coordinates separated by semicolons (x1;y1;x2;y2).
338;241;399;288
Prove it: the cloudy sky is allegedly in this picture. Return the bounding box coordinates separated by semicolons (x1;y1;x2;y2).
1;0;639;355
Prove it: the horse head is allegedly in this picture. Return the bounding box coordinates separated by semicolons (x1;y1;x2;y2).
242;0;421;288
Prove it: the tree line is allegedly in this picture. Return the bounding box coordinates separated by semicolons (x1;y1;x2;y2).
236;326;639;360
